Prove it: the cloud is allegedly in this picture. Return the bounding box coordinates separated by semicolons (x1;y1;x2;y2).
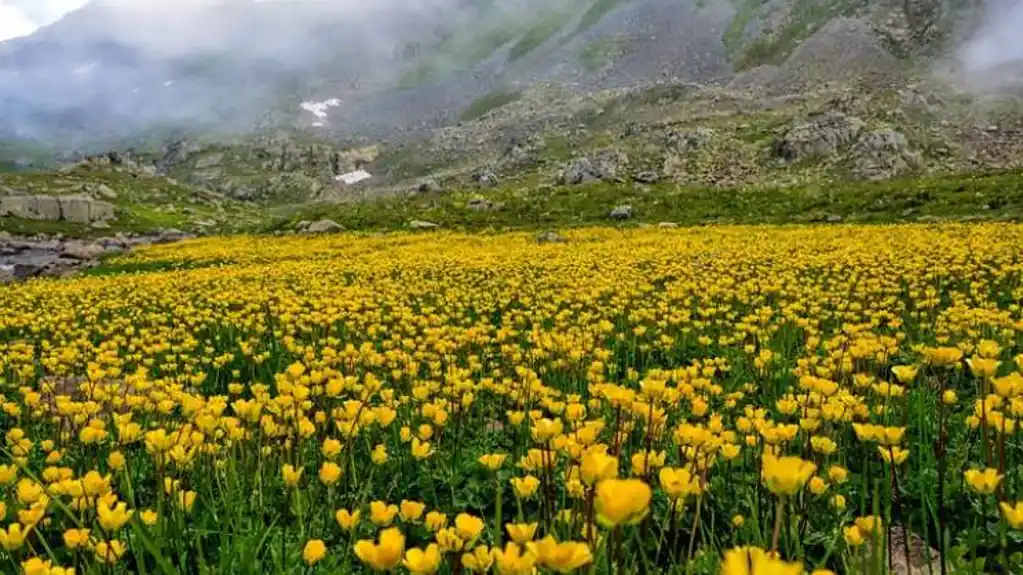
959;0;1023;72
0;0;90;41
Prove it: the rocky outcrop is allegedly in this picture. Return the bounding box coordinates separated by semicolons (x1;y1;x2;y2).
0;232;191;282
775;112;865;162
0;195;116;223
852;129;921;180
562;149;628;185
304;219;345;233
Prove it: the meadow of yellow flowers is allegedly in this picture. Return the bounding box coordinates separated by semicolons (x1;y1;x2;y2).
1;224;1023;574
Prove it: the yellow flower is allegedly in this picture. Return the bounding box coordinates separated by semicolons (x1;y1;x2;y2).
336;508;360;531
732;515;745;528
479;453;507;470
844;526;865;546
454;513;485;543
462;545;494;573
0;523;27;551
827;466;848;484
580;451;618;486
891;365;918;384
505;522;538;544
659;467;700;500
926;347;963;367
322;438;343;459
354;527;405;572
141;509;159;526
411;438;434;460
177;490;197;512
1000;501;1023;530
21;557;53;575
0;464;17;485
303;539;327;566
425;511;448;532
97;501;133;531
16;479;43;505
594;478;651;527
63;527;91;550
942;390;957;405
435;528;464;553
532;418;563;442
720;546;803;575
511;475;540;499
854;515;882;535
878;446;910;465
372;444;389;465
370;501;399;526
967;357;1000;379
94;540;127;564
830;495;846;511
319;462;343;485
808;477;828;495
964;468;1003;495
492;542;537;575
281;464;303;488
529;536;593;573
761;455;816;496
403;544;442;575
108;451;126;471
400;500;426;523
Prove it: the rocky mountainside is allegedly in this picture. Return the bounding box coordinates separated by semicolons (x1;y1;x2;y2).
1;0;1022;241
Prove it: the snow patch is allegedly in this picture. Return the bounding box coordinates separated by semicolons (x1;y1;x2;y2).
336;169;372;185
300;98;342;120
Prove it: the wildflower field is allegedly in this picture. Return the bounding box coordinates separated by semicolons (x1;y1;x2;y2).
2;224;1023;575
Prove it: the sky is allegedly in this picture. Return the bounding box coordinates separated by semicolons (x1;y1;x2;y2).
0;0;90;42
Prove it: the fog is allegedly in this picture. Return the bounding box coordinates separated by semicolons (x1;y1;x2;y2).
959;0;1023;72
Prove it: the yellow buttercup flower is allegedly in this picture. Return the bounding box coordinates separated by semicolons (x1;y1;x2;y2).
425;511;448;532
94;540;127;564
281;464;303;488
462;545;494;573
492;542;537;575
97;501;133;531
454;513;485;543
0;523;26;551
891;365;918;384
303;539;327;566
761;455;816;496
594;479;651;527
370;501;399;526
511;475;540;499
659;467;700;500
580;450;618;486
319;461;343;485
529;536;593;573
505;522;538;544
354;527;405;572
479;453;507;470
964;468;1002;495
403;544;442;575
720;546;803;575
400;500;426;523
336;508;360;530
1000;501;1023;530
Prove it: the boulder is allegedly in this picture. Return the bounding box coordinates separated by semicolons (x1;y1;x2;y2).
562;157;615;185
90;221;111;230
304;219;345;233
61;241;106;260
0;195;115;222
295;220;312;231
473;169;500;188
667;128;716;152
466;198;503;212
94;184;118;200
634;171;661;184
610;205;634;220
775;112;865;162
658;222;679;228
194;153;225;169
417;179;441;193
60;195;115;223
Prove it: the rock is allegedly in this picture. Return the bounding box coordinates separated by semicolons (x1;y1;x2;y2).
775;112;865;162
417;179;441;193
61;241;105;260
304;219;345;233
667;128;716;152
154;229;188;244
0;195;115;223
610;205;634;220
473;169;500;188
409;220;440;229
0;265;13;284
536;231;568;244
826;215;844;223
852;129;920;180
94;185;118;200
563;158;613;185
466;198;503;212
634;171;661;184
658;222;679;228
0;231;11;242
91;221;111;230
295;220;312;231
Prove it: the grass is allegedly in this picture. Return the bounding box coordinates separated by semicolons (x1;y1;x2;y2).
460;89;524;122
566;0;629;43
271;169;1023;233
579;37;632;72
508;7;579;62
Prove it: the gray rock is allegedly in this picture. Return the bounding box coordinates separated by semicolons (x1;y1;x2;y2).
473;170;500;188
658;222;679;228
610;205;634;220
562;157;617;185
826;215;844;223
775;112;865;162
634;171;661;184
0;265;13;284
304;219;345;233
61;241;106;260
94;185;118;200
91;220;111;230
852;129;920;180
466;198;503;212
536;231;568;244
417;179;441;193
0;195;115;222
667;128;716;152
295;220;312;231
60;196;115;223
409;220;440;229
